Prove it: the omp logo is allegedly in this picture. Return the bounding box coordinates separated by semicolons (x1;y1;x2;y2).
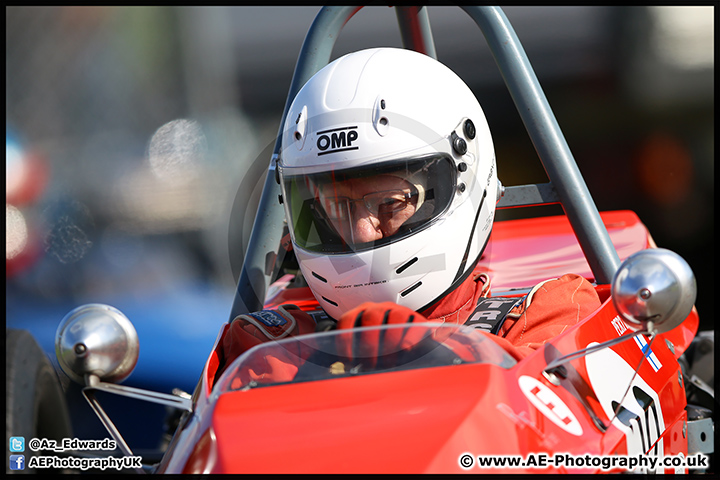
317;126;359;155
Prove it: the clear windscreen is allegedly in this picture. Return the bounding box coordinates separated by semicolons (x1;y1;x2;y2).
215;323;517;392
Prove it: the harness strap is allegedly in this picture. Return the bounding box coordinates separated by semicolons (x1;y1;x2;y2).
464;296;524;335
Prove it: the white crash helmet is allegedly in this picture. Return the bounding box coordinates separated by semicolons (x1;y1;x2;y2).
278;47;499;320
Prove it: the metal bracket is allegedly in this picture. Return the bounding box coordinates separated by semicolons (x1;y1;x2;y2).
80;376;193;474
687;417;714;455
496;182;560;209
86;381;193;412
82;388;146;474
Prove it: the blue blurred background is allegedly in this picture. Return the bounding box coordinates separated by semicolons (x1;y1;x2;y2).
6;6;714;451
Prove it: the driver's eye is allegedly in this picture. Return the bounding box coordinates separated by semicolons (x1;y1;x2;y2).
369;190;414;215
319;189;415;221
376;196;405;212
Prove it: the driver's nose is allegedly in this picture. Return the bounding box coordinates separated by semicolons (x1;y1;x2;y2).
350;204;383;243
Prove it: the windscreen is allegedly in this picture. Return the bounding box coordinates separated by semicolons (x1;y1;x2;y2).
215;323;517;392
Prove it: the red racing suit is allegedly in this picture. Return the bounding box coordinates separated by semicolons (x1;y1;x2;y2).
211;272;601;387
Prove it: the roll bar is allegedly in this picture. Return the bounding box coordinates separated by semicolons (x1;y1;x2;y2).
229;6;620;320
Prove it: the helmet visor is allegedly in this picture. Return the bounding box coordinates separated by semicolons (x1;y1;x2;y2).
279;154;456;254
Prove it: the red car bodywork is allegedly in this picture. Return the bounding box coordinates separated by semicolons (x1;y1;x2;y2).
155;210;699;474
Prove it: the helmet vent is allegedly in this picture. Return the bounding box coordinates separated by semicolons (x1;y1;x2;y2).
400;281;422;297
312;271;328;283
321;296;339;307
293;105;307;149
373;95;390;136
396;257;419;275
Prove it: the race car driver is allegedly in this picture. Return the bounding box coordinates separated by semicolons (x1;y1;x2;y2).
211;47;601;385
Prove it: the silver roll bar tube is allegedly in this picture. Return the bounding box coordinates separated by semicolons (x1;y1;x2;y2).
230;6;620;320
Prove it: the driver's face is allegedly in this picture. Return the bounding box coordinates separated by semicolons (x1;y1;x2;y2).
319;174;419;244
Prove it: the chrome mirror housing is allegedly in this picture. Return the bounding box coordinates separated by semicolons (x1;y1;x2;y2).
55;304;139;385
611;248;696;335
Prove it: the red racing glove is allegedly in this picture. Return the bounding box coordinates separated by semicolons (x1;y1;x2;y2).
335;302;434;369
